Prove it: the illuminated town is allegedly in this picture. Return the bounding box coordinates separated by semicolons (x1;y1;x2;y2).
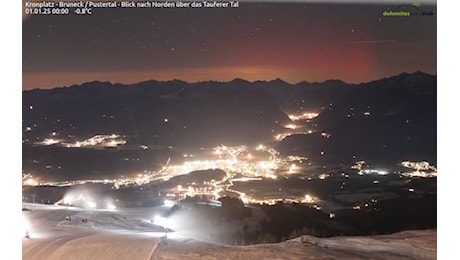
400;161;437;178
34;134;127;149
23;134;437;209
22;103;437;209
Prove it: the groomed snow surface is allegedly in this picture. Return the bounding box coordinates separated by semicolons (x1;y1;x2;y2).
22;203;436;260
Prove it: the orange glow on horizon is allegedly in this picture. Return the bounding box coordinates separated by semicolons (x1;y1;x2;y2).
23;64;393;91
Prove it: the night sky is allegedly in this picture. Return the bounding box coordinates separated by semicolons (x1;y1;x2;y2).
22;1;436;90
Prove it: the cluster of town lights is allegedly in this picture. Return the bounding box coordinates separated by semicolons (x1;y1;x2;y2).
34;134;126;148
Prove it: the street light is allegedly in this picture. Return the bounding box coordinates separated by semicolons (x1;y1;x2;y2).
63;198;71;221
154;215;169;238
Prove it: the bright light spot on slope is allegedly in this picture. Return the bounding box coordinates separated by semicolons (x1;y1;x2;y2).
36;138;61;146
289;164;297;173
284;124;298;130
288;112;319;121
358;169;388;176
23;178;38;186
163;199;176;207
154;215;169;228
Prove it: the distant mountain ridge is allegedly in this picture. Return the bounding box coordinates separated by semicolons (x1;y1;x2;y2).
24;71;435;92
